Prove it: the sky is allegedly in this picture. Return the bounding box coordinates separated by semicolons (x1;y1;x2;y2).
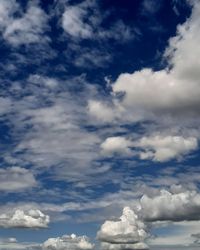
0;0;200;249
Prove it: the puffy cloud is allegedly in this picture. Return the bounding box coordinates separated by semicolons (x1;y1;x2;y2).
100;136;133;156
137;135;198;162
100;134;198;161
140;190;200;222
0;167;37;192
165;0;200;83
97;207;148;244
88;0;200;122
101;242;149;250
0;209;50;228
42;234;94;250
0;0;49;46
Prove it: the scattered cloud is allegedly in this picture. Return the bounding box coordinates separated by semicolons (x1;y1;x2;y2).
0;0;50;46
0;0;200;248
61;0;134;42
137;135;198;162
62;5;93;39
100;135;198;162
0;167;37;192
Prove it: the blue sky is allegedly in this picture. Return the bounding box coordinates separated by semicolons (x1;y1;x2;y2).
0;0;200;249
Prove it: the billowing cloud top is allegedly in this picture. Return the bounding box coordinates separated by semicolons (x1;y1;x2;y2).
42;234;94;250
97;207;147;244
88;0;200;123
140;190;200;222
0;209;50;228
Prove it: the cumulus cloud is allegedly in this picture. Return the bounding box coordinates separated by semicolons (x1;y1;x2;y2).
101;242;149;250
97;189;200;249
97;207;147;244
88;0;200;122
137;135;198;162
42;234;94;250
100;134;198;161
0;209;50;228
0;167;37;192
140;189;200;222
0;0;49;46
100;136;133;156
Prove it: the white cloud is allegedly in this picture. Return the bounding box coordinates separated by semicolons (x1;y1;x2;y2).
101;242;149;250
88;100;117;123
0;209;50;228
42;234;94;250
137;135;198;162
88;0;200;122
0;0;19;29
0;0;49;46
140;189;200;222
97;207;148;244
100;134;198;161
61;0;133;42
3;75;102;183
0;167;37;192
62;6;93;39
100;136;133;156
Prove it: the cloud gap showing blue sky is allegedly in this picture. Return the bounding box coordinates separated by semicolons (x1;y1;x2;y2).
0;0;200;249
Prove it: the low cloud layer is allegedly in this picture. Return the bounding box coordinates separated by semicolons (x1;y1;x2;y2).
97;207;148;248
140;189;200;222
0;209;50;228
101;242;149;250
42;234;94;250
